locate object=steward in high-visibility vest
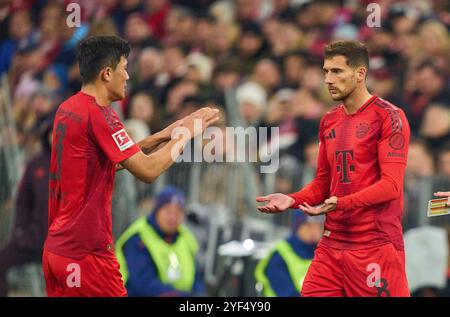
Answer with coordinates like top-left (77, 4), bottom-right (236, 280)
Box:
top-left (115, 186), bottom-right (204, 296)
top-left (255, 213), bottom-right (324, 297)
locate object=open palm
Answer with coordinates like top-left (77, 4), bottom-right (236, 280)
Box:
top-left (256, 193), bottom-right (295, 213)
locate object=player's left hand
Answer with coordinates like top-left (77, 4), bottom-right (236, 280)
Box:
top-left (299, 196), bottom-right (337, 216)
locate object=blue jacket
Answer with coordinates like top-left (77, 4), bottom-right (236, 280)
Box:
top-left (264, 234), bottom-right (316, 297)
top-left (0, 39), bottom-right (17, 75)
top-left (122, 215), bottom-right (205, 297)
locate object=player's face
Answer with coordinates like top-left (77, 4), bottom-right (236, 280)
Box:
top-left (156, 203), bottom-right (185, 235)
top-left (323, 55), bottom-right (358, 101)
top-left (106, 56), bottom-right (129, 101)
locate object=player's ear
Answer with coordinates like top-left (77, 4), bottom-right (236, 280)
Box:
top-left (355, 66), bottom-right (367, 83)
top-left (100, 67), bottom-right (113, 83)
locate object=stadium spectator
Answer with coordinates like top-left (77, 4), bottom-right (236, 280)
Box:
top-left (185, 52), bottom-right (214, 84)
top-left (115, 186), bottom-right (205, 296)
top-left (419, 103), bottom-right (450, 153)
top-left (0, 10), bottom-right (33, 75)
top-left (406, 139), bottom-right (435, 178)
top-left (235, 81), bottom-right (267, 127)
top-left (124, 12), bottom-right (155, 64)
top-left (437, 143), bottom-right (450, 178)
top-left (255, 213), bottom-right (324, 296)
top-left (211, 61), bottom-right (241, 92)
top-left (0, 118), bottom-right (52, 296)
top-left (165, 79), bottom-right (199, 118)
top-left (404, 139), bottom-right (435, 229)
top-left (144, 0), bottom-right (172, 40)
top-left (282, 51), bottom-right (307, 88)
top-left (111, 0), bottom-right (145, 36)
top-left (418, 20), bottom-right (450, 72)
top-left (403, 60), bottom-right (450, 133)
top-left (127, 92), bottom-right (162, 133)
top-left (252, 58), bottom-right (282, 94)
top-left (235, 22), bottom-right (268, 74)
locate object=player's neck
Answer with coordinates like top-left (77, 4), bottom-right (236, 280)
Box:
top-left (81, 83), bottom-right (111, 107)
top-left (342, 87), bottom-right (373, 115)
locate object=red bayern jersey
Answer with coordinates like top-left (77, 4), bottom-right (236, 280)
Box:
top-left (288, 96), bottom-right (410, 250)
top-left (46, 91), bottom-right (140, 259)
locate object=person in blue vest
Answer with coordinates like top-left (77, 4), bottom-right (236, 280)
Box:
top-left (115, 186), bottom-right (205, 296)
top-left (255, 212), bottom-right (324, 297)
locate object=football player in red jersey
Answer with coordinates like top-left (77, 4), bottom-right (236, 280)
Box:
top-left (42, 36), bottom-right (219, 297)
top-left (257, 40), bottom-right (410, 297)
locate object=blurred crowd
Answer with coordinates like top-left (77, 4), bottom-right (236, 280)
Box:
top-left (0, 0), bottom-right (449, 296)
top-left (1, 0), bottom-right (449, 167)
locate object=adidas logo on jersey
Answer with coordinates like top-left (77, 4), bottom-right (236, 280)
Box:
top-left (325, 129), bottom-right (336, 140)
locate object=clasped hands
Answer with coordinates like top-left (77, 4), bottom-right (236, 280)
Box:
top-left (256, 193), bottom-right (338, 216)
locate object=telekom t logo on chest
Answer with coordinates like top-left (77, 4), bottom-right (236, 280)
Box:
top-left (335, 150), bottom-right (354, 183)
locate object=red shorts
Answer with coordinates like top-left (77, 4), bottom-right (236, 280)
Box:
top-left (42, 248), bottom-right (127, 297)
top-left (301, 243), bottom-right (410, 297)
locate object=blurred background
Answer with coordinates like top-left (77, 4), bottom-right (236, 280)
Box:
top-left (0, 0), bottom-right (449, 297)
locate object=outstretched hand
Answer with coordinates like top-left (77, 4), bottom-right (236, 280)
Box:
top-left (256, 193), bottom-right (295, 213)
top-left (434, 191), bottom-right (450, 205)
top-left (185, 107), bottom-right (220, 136)
top-left (299, 196), bottom-right (337, 216)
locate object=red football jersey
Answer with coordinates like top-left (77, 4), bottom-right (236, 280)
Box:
top-left (46, 91), bottom-right (140, 259)
top-left (289, 96), bottom-right (410, 250)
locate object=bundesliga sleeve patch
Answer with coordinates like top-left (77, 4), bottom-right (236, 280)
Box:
top-left (112, 129), bottom-right (134, 151)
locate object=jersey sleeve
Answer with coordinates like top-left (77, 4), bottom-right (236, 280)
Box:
top-left (88, 105), bottom-right (140, 164)
top-left (377, 107), bottom-right (410, 165)
top-left (335, 161), bottom-right (406, 211)
top-left (287, 116), bottom-right (331, 208)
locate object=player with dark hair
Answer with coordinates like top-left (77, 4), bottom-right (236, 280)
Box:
top-left (257, 40), bottom-right (411, 297)
top-left (42, 36), bottom-right (219, 297)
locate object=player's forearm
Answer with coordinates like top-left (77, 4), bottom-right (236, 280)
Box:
top-left (288, 176), bottom-right (331, 208)
top-left (116, 136), bottom-right (168, 172)
top-left (142, 136), bottom-right (189, 182)
top-left (336, 163), bottom-right (405, 211)
top-left (137, 131), bottom-right (170, 155)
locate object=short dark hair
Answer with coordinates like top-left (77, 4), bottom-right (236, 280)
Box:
top-left (416, 59), bottom-right (445, 78)
top-left (77, 36), bottom-right (130, 84)
top-left (324, 40), bottom-right (369, 69)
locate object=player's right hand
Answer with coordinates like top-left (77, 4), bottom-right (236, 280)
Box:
top-left (256, 193), bottom-right (295, 213)
top-left (180, 107), bottom-right (220, 138)
top-left (434, 191), bottom-right (450, 205)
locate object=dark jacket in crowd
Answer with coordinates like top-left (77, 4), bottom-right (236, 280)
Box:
top-left (11, 148), bottom-right (50, 252)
